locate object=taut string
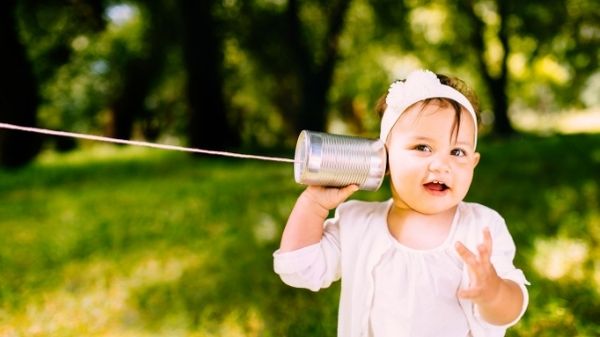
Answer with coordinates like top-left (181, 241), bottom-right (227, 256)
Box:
top-left (0, 122), bottom-right (296, 163)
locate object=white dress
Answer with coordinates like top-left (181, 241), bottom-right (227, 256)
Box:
top-left (369, 213), bottom-right (470, 337)
top-left (274, 200), bottom-right (529, 337)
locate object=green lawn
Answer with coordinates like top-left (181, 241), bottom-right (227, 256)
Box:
top-left (0, 134), bottom-right (599, 336)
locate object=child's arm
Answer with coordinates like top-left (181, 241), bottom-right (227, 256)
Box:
top-left (279, 185), bottom-right (358, 253)
top-left (455, 228), bottom-right (525, 325)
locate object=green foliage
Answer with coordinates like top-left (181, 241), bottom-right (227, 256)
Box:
top-left (16, 2), bottom-right (187, 140)
top-left (0, 134), bottom-right (599, 335)
top-left (11, 0), bottom-right (599, 152)
top-left (344, 0), bottom-right (599, 119)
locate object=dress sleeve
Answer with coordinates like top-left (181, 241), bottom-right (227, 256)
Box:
top-left (272, 204), bottom-right (345, 292)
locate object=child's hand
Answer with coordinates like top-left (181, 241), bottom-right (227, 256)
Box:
top-left (279, 185), bottom-right (359, 253)
top-left (302, 185), bottom-right (360, 212)
top-left (455, 228), bottom-right (502, 305)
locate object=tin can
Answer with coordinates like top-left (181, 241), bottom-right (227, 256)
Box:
top-left (294, 130), bottom-right (387, 191)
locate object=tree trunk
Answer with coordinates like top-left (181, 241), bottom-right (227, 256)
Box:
top-left (109, 68), bottom-right (139, 140)
top-left (462, 0), bottom-right (515, 136)
top-left (108, 2), bottom-right (171, 142)
top-left (109, 58), bottom-right (154, 140)
top-left (0, 0), bottom-right (42, 167)
top-left (288, 0), bottom-right (352, 133)
top-left (179, 0), bottom-right (239, 150)
top-left (491, 0), bottom-right (514, 135)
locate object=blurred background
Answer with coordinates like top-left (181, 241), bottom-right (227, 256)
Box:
top-left (0, 0), bottom-right (598, 336)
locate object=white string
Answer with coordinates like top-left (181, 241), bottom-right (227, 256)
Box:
top-left (0, 122), bottom-right (296, 164)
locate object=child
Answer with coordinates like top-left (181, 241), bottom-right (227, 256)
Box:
top-left (273, 69), bottom-right (529, 337)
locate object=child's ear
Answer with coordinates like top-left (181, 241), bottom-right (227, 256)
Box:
top-left (472, 152), bottom-right (481, 167)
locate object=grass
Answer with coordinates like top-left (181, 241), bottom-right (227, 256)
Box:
top-left (0, 133), bottom-right (599, 336)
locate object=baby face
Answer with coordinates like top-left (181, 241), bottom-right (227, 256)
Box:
top-left (386, 101), bottom-right (480, 214)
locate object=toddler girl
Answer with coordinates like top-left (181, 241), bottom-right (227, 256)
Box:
top-left (273, 69), bottom-right (529, 337)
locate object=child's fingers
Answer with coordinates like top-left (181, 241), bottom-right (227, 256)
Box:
top-left (455, 241), bottom-right (478, 266)
top-left (330, 185), bottom-right (359, 207)
top-left (482, 227), bottom-right (492, 246)
top-left (305, 184), bottom-right (358, 210)
top-left (477, 243), bottom-right (490, 264)
top-left (476, 228), bottom-right (493, 265)
top-left (481, 227), bottom-right (492, 253)
top-left (338, 184), bottom-right (359, 199)
top-left (455, 241), bottom-right (487, 281)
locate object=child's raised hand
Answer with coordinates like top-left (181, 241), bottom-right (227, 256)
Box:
top-left (455, 228), bottom-right (502, 305)
top-left (302, 185), bottom-right (360, 212)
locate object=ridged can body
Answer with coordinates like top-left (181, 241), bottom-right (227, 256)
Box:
top-left (294, 130), bottom-right (387, 191)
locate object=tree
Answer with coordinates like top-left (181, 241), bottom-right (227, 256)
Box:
top-left (0, 0), bottom-right (41, 167)
top-left (368, 0), bottom-right (599, 136)
top-left (17, 0), bottom-right (105, 151)
top-left (107, 2), bottom-right (171, 141)
top-left (288, 0), bottom-right (353, 133)
top-left (179, 0), bottom-right (239, 150)
top-left (231, 0), bottom-right (352, 136)
top-left (458, 0), bottom-right (514, 135)
top-left (505, 0), bottom-right (599, 109)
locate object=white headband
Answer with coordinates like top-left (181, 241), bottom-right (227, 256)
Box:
top-left (380, 69), bottom-right (478, 149)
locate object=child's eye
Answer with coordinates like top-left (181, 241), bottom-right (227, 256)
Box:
top-left (451, 148), bottom-right (466, 157)
top-left (414, 144), bottom-right (432, 152)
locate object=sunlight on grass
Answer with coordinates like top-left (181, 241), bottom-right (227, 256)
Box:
top-left (0, 249), bottom-right (200, 337)
top-left (0, 146), bottom-right (294, 337)
top-left (534, 181), bottom-right (599, 283)
top-left (0, 246), bottom-right (268, 337)
top-left (253, 214), bottom-right (279, 243)
top-left (532, 237), bottom-right (589, 280)
top-left (188, 309), bottom-right (265, 337)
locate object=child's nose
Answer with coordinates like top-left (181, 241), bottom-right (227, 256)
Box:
top-left (428, 154), bottom-right (451, 174)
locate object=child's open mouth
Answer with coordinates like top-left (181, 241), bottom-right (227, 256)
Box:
top-left (424, 180), bottom-right (449, 192)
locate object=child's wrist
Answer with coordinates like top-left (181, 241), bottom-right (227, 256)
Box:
top-left (475, 278), bottom-right (522, 325)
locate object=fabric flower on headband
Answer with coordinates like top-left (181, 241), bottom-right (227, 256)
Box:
top-left (379, 69), bottom-right (478, 149)
top-left (385, 70), bottom-right (441, 111)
